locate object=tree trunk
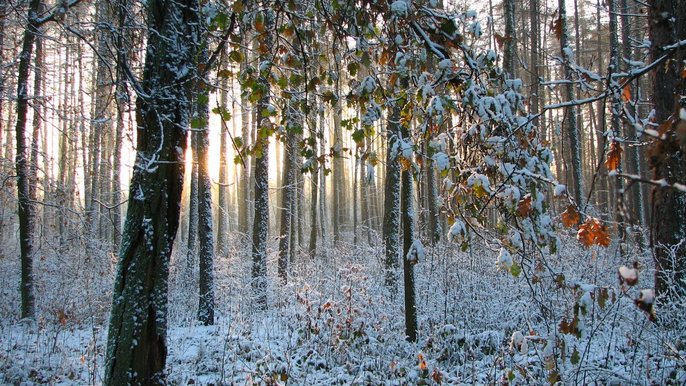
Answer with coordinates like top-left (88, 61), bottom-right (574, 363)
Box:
top-left (620, 0), bottom-right (646, 231)
top-left (608, 0), bottom-right (627, 248)
top-left (332, 75), bottom-right (344, 245)
top-left (186, 132), bottom-right (199, 270)
top-left (648, 0), bottom-right (686, 298)
top-left (251, 7), bottom-right (273, 308)
top-left (216, 53), bottom-right (229, 257)
top-left (196, 57), bottom-right (215, 325)
top-left (238, 43), bottom-right (251, 236)
top-left (14, 0), bottom-right (42, 320)
top-left (103, 0), bottom-right (200, 383)
top-left (559, 0), bottom-right (584, 210)
top-left (503, 0), bottom-right (516, 78)
top-left (111, 0), bottom-right (128, 249)
top-left (383, 105), bottom-right (401, 289)
top-left (278, 104), bottom-right (297, 284)
top-left (400, 125), bottom-right (418, 342)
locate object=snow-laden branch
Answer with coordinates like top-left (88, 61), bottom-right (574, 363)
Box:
top-left (35, 0), bottom-right (86, 26)
top-left (542, 38), bottom-right (686, 111)
top-left (410, 21), bottom-right (447, 60)
top-left (611, 171), bottom-right (686, 193)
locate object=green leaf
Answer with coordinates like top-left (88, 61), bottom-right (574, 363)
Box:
top-left (347, 62), bottom-right (358, 77)
top-left (229, 50), bottom-right (244, 63)
top-left (197, 93), bottom-right (209, 106)
top-left (352, 129), bottom-right (365, 144)
top-left (191, 117), bottom-right (206, 129)
top-left (234, 136), bottom-right (243, 149)
top-left (510, 262), bottom-right (521, 277)
top-left (440, 20), bottom-right (457, 36)
top-left (570, 347), bottom-right (580, 365)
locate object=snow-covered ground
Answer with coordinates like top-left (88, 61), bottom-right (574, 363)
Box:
top-left (1, 232), bottom-right (685, 385)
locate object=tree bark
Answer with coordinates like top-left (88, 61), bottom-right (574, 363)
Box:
top-left (400, 124), bottom-right (418, 342)
top-left (559, 0), bottom-right (584, 210)
top-left (14, 0), bottom-right (42, 319)
top-left (104, 0), bottom-right (200, 383)
top-left (648, 0), bottom-right (686, 298)
top-left (383, 105), bottom-right (401, 289)
top-left (251, 6), bottom-right (273, 308)
top-left (196, 62), bottom-right (215, 326)
top-left (278, 104), bottom-right (297, 284)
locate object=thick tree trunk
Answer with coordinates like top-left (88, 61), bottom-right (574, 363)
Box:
top-left (648, 0), bottom-right (686, 298)
top-left (103, 0), bottom-right (200, 383)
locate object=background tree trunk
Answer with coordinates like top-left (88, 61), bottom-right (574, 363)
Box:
top-left (559, 0), bottom-right (584, 210)
top-left (251, 6), bottom-right (273, 308)
top-left (196, 61), bottom-right (215, 326)
top-left (383, 105), bottom-right (401, 289)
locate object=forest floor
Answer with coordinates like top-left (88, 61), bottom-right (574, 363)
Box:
top-left (1, 231), bottom-right (685, 385)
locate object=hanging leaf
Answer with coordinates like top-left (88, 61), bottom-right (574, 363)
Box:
top-left (379, 49), bottom-right (392, 65)
top-left (550, 14), bottom-right (562, 41)
top-left (400, 156), bottom-right (412, 171)
top-left (254, 14), bottom-right (266, 33)
top-left (576, 217), bottom-right (611, 248)
top-left (621, 84), bottom-right (632, 102)
top-left (494, 33), bottom-right (510, 49)
top-left (517, 195), bottom-right (532, 218)
top-left (605, 141), bottom-right (623, 171)
top-left (560, 205), bottom-right (580, 227)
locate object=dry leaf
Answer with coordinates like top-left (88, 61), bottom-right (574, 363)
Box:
top-left (550, 14), bottom-right (562, 41)
top-left (576, 217), bottom-right (611, 248)
top-left (517, 195), bottom-right (532, 218)
top-left (399, 156), bottom-right (412, 172)
top-left (432, 368), bottom-right (443, 384)
top-left (621, 84), bottom-right (632, 102)
top-left (561, 205), bottom-right (580, 227)
top-left (605, 141), bottom-right (623, 171)
top-left (418, 353), bottom-right (428, 370)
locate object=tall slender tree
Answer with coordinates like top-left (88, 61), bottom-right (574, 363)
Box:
top-left (14, 0), bottom-right (44, 319)
top-left (558, 0), bottom-right (584, 210)
top-left (251, 5), bottom-right (274, 308)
